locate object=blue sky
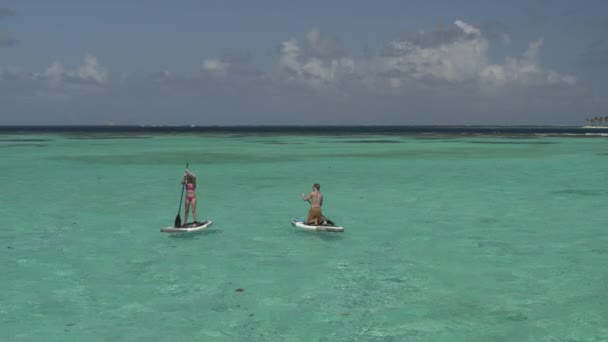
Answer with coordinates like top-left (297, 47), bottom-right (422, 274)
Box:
top-left (1, 0), bottom-right (607, 125)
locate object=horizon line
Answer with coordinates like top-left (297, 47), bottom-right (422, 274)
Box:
top-left (0, 124), bottom-right (594, 128)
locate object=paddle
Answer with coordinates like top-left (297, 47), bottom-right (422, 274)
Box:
top-left (174, 163), bottom-right (189, 227)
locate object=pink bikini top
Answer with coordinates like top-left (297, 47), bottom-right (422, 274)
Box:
top-left (186, 183), bottom-right (195, 191)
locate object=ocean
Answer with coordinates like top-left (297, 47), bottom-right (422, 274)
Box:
top-left (1, 127), bottom-right (607, 341)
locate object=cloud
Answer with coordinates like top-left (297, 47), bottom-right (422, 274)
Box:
top-left (0, 8), bottom-right (15, 19)
top-left (275, 27), bottom-right (348, 88)
top-left (278, 39), bottom-right (300, 76)
top-left (270, 21), bottom-right (575, 94)
top-left (376, 21), bottom-right (488, 84)
top-left (3, 22), bottom-right (575, 97)
top-left (33, 54), bottom-right (107, 86)
top-left (395, 22), bottom-right (472, 49)
top-left (202, 58), bottom-right (227, 74)
top-left (480, 39), bottom-right (576, 88)
top-left (375, 21), bottom-right (575, 90)
top-left (0, 54), bottom-right (110, 103)
top-left (202, 52), bottom-right (264, 81)
top-left (0, 20), bottom-right (584, 125)
top-left (278, 35), bottom-right (356, 90)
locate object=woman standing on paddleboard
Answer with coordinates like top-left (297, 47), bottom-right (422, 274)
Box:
top-left (181, 169), bottom-right (198, 226)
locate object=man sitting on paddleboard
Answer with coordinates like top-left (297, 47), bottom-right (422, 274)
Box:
top-left (301, 183), bottom-right (327, 225)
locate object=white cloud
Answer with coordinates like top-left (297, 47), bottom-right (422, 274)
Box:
top-left (481, 39), bottom-right (576, 87)
top-left (202, 58), bottom-right (227, 75)
top-left (371, 21), bottom-right (574, 90)
top-left (2, 20), bottom-right (576, 113)
top-left (34, 53), bottom-right (107, 86)
top-left (376, 31), bottom-right (488, 83)
top-left (35, 61), bottom-right (64, 84)
top-left (454, 20), bottom-right (481, 36)
top-left (200, 21), bottom-right (575, 94)
top-left (201, 54), bottom-right (264, 81)
top-left (279, 38), bottom-right (302, 76)
top-left (278, 35), bottom-right (355, 89)
top-left (78, 54), bottom-right (107, 83)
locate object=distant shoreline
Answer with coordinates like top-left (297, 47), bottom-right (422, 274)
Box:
top-left (1, 125), bottom-right (608, 136)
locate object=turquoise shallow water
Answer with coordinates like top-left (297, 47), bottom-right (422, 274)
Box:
top-left (1, 133), bottom-right (608, 341)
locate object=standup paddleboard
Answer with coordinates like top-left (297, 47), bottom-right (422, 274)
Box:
top-left (161, 220), bottom-right (213, 233)
top-left (290, 218), bottom-right (344, 232)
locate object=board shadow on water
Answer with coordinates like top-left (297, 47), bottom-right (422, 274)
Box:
top-left (290, 229), bottom-right (346, 241)
top-left (164, 229), bottom-right (223, 239)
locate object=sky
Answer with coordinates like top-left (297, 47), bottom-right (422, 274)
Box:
top-left (1, 0), bottom-right (607, 125)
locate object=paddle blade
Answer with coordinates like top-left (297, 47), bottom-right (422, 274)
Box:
top-left (174, 214), bottom-right (182, 228)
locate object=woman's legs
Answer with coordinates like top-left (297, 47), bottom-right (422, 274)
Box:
top-left (184, 200), bottom-right (190, 226)
top-left (191, 198), bottom-right (197, 223)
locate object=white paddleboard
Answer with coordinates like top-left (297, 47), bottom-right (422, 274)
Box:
top-left (161, 220), bottom-right (213, 233)
top-left (291, 218), bottom-right (344, 232)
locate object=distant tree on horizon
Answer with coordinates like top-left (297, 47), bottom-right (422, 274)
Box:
top-left (583, 116), bottom-right (608, 126)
